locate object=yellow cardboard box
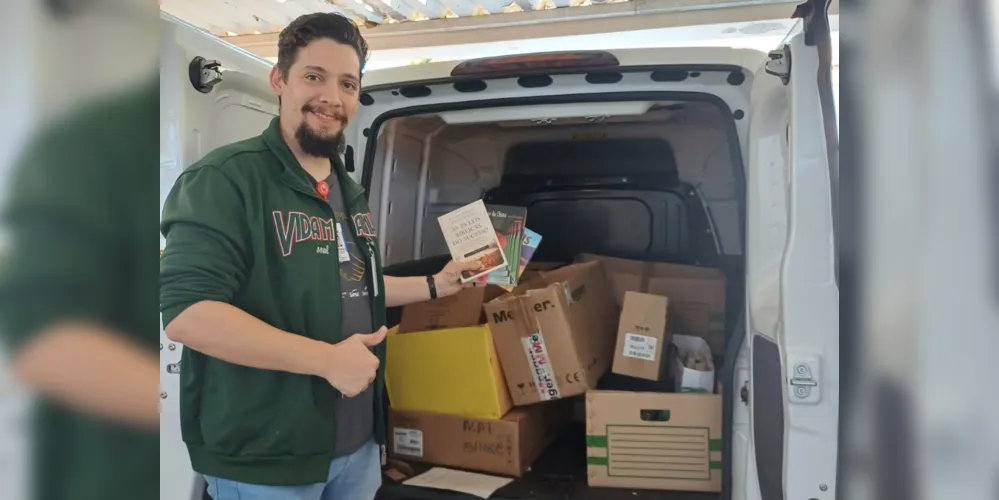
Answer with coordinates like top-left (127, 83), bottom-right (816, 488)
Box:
top-left (386, 324), bottom-right (513, 420)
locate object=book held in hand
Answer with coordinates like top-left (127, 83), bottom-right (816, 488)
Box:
top-left (477, 204), bottom-right (527, 286)
top-left (499, 228), bottom-right (542, 291)
top-left (437, 200), bottom-right (508, 283)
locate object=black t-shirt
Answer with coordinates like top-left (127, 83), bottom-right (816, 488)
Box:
top-left (324, 173), bottom-right (375, 457)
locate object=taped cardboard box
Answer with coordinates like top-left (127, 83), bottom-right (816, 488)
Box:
top-left (612, 292), bottom-right (675, 382)
top-left (386, 285), bottom-right (513, 419)
top-left (484, 261), bottom-right (619, 406)
top-left (586, 390), bottom-right (722, 492)
top-left (398, 285), bottom-right (507, 333)
top-left (388, 400), bottom-right (572, 477)
top-left (576, 254), bottom-right (726, 356)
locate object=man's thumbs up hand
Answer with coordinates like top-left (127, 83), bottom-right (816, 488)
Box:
top-left (323, 326), bottom-right (387, 397)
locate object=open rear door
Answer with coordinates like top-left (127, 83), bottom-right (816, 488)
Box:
top-left (159, 12), bottom-right (276, 500)
top-left (741, 1), bottom-right (839, 499)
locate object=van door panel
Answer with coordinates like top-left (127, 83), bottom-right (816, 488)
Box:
top-left (742, 2), bottom-right (839, 499)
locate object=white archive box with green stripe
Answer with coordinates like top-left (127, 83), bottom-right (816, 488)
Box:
top-left (585, 389), bottom-right (723, 492)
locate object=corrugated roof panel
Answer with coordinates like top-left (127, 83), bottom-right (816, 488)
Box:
top-left (161, 0), bottom-right (628, 35)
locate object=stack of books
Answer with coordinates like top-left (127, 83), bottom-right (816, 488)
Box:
top-left (437, 200), bottom-right (542, 289)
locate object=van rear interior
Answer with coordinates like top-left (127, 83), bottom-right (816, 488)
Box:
top-left (371, 98), bottom-right (745, 499)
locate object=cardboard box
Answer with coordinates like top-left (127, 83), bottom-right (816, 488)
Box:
top-left (386, 325), bottom-right (512, 419)
top-left (612, 292), bottom-right (673, 381)
top-left (398, 285), bottom-right (506, 333)
top-left (671, 334), bottom-right (716, 393)
top-left (586, 391), bottom-right (722, 492)
top-left (388, 285), bottom-right (514, 419)
top-left (388, 401), bottom-right (572, 477)
top-left (576, 254), bottom-right (727, 356)
top-left (484, 261), bottom-right (619, 406)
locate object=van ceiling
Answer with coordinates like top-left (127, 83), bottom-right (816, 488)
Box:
top-left (388, 100), bottom-right (725, 137)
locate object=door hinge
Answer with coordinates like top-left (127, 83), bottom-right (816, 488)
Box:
top-left (765, 45), bottom-right (792, 85)
top-left (189, 56), bottom-right (223, 94)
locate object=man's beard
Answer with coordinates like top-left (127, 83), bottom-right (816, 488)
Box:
top-left (295, 105), bottom-right (347, 158)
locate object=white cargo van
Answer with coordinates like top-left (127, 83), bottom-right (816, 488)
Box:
top-left (159, 0), bottom-right (839, 498)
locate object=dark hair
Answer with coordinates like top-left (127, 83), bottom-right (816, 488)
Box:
top-left (276, 13), bottom-right (369, 78)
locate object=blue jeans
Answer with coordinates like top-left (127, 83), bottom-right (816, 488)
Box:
top-left (205, 439), bottom-right (382, 500)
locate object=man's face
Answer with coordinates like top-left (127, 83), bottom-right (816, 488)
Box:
top-left (270, 38), bottom-right (361, 158)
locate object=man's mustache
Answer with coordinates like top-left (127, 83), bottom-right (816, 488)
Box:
top-left (302, 104), bottom-right (347, 123)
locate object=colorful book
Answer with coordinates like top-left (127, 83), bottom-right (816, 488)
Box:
top-left (500, 228), bottom-right (542, 291)
top-left (476, 204), bottom-right (527, 286)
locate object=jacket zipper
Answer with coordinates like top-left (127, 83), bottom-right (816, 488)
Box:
top-left (345, 198), bottom-right (388, 456)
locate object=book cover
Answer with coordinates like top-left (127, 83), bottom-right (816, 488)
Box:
top-left (481, 204), bottom-right (527, 285)
top-left (499, 228), bottom-right (542, 291)
top-left (516, 228), bottom-right (542, 278)
top-left (437, 200), bottom-right (508, 283)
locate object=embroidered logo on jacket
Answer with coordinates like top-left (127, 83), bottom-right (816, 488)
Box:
top-left (352, 212), bottom-right (377, 238)
top-left (272, 211), bottom-right (336, 257)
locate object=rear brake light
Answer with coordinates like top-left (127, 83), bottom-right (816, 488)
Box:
top-left (450, 51), bottom-right (620, 77)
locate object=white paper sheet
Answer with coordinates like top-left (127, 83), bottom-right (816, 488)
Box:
top-left (403, 467), bottom-right (513, 499)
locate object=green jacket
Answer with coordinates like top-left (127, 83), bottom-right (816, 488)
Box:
top-left (160, 117), bottom-right (388, 485)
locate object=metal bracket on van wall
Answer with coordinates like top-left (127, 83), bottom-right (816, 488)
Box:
top-left (765, 45), bottom-right (792, 85)
top-left (189, 56), bottom-right (223, 94)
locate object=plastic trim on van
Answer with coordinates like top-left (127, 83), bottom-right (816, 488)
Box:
top-left (361, 64), bottom-right (750, 94)
top-left (720, 311), bottom-right (747, 500)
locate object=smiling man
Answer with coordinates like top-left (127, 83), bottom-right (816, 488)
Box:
top-left (159, 13), bottom-right (478, 500)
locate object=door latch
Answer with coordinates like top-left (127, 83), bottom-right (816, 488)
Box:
top-left (787, 357), bottom-right (820, 404)
top-left (765, 45), bottom-right (792, 85)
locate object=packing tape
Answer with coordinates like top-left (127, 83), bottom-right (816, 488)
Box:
top-left (640, 261), bottom-right (654, 294)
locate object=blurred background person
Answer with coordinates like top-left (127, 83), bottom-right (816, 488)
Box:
top-left (0, 1), bottom-right (160, 500)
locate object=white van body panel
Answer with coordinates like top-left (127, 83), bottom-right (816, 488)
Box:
top-left (159, 13), bottom-right (277, 500)
top-left (742, 22), bottom-right (839, 500)
top-left (361, 47), bottom-right (768, 87)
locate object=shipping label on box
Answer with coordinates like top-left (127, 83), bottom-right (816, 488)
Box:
top-left (388, 402), bottom-right (571, 477)
top-left (612, 292), bottom-right (671, 381)
top-left (576, 254), bottom-right (727, 356)
top-left (484, 261), bottom-right (619, 406)
top-left (586, 391), bottom-right (722, 492)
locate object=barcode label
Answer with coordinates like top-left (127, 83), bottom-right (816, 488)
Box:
top-left (622, 333), bottom-right (658, 361)
top-left (393, 428), bottom-right (423, 457)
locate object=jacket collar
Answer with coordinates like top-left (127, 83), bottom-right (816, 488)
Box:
top-left (261, 116), bottom-right (365, 205)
